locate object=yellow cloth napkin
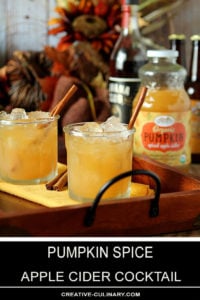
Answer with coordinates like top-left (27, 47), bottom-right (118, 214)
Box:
top-left (0, 163), bottom-right (154, 208)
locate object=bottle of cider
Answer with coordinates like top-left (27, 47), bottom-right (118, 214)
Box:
top-left (108, 0), bottom-right (147, 123)
top-left (185, 35), bottom-right (200, 163)
top-left (133, 50), bottom-right (191, 169)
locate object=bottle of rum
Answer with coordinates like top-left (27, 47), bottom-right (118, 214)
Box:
top-left (108, 0), bottom-right (147, 123)
top-left (185, 35), bottom-right (200, 163)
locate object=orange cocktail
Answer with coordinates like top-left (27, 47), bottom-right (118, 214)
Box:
top-left (0, 109), bottom-right (59, 184)
top-left (64, 117), bottom-right (134, 202)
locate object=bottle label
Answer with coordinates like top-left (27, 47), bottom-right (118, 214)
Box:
top-left (191, 99), bottom-right (200, 154)
top-left (108, 77), bottom-right (140, 123)
top-left (134, 111), bottom-right (191, 166)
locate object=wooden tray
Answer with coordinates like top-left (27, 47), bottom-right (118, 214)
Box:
top-left (0, 155), bottom-right (200, 237)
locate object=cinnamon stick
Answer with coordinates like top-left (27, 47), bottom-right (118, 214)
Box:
top-left (52, 171), bottom-right (68, 191)
top-left (45, 169), bottom-right (67, 190)
top-left (128, 86), bottom-right (148, 129)
top-left (50, 84), bottom-right (78, 116)
top-left (37, 84), bottom-right (78, 130)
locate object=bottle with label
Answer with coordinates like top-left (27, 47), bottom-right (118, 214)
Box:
top-left (133, 50), bottom-right (191, 168)
top-left (108, 0), bottom-right (147, 123)
top-left (185, 35), bottom-right (200, 163)
top-left (168, 34), bottom-right (187, 70)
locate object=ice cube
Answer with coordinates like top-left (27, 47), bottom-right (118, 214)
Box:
top-left (28, 111), bottom-right (51, 120)
top-left (81, 122), bottom-right (103, 133)
top-left (0, 111), bottom-right (8, 120)
top-left (10, 108), bottom-right (28, 120)
top-left (101, 116), bottom-right (126, 132)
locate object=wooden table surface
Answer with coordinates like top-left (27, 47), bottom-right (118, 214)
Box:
top-left (189, 164), bottom-right (200, 178)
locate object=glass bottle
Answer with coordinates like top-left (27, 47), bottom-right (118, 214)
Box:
top-left (185, 35), bottom-right (200, 163)
top-left (133, 50), bottom-right (191, 169)
top-left (168, 34), bottom-right (187, 70)
top-left (108, 0), bottom-right (147, 123)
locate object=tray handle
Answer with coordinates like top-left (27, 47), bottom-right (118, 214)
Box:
top-left (84, 169), bottom-right (161, 227)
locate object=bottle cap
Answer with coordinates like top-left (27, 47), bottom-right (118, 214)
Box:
top-left (168, 34), bottom-right (186, 40)
top-left (191, 35), bottom-right (200, 41)
top-left (125, 0), bottom-right (139, 4)
top-left (147, 50), bottom-right (179, 58)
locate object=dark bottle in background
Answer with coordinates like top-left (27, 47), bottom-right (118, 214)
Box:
top-left (108, 0), bottom-right (147, 123)
top-left (185, 34), bottom-right (200, 163)
top-left (169, 34), bottom-right (187, 70)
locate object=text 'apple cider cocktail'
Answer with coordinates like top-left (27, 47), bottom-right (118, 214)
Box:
top-left (0, 108), bottom-right (59, 184)
top-left (64, 117), bottom-right (135, 202)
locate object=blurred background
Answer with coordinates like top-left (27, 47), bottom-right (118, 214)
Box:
top-left (0, 0), bottom-right (198, 114)
top-left (0, 0), bottom-right (197, 68)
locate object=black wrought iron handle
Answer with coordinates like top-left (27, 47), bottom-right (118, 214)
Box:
top-left (84, 169), bottom-right (161, 227)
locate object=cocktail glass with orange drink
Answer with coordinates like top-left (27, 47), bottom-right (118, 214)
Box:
top-left (0, 109), bottom-right (59, 184)
top-left (64, 117), bottom-right (135, 202)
